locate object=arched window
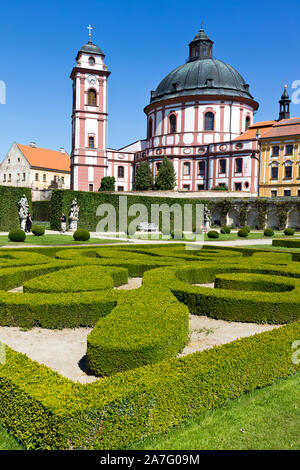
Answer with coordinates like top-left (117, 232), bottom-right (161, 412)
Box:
top-left (204, 112), bottom-right (214, 131)
top-left (148, 118), bottom-right (153, 139)
top-left (245, 116), bottom-right (251, 130)
top-left (88, 89), bottom-right (96, 106)
top-left (169, 114), bottom-right (177, 134)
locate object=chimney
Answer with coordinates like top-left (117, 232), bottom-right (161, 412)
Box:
top-left (29, 141), bottom-right (37, 148)
top-left (59, 147), bottom-right (65, 154)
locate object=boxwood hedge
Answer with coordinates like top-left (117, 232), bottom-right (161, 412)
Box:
top-left (0, 244), bottom-right (300, 449)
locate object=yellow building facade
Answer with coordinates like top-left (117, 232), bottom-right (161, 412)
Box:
top-left (259, 118), bottom-right (300, 197)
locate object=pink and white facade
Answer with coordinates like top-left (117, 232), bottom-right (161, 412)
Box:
top-left (71, 28), bottom-right (260, 193)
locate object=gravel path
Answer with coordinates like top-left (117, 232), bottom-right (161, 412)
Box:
top-left (0, 278), bottom-right (281, 382)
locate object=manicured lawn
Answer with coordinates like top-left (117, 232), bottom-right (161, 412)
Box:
top-left (0, 425), bottom-right (23, 450)
top-left (128, 372), bottom-right (300, 450)
top-left (0, 235), bottom-right (122, 246)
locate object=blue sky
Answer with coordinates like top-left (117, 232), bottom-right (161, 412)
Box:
top-left (0, 0), bottom-right (300, 160)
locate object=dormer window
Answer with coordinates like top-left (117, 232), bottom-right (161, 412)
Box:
top-left (89, 56), bottom-right (95, 66)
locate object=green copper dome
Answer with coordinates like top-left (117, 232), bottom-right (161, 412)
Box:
top-left (150, 28), bottom-right (254, 104)
top-left (79, 40), bottom-right (104, 57)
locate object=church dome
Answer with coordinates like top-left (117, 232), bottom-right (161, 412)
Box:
top-left (79, 40), bottom-right (104, 57)
top-left (150, 28), bottom-right (254, 104)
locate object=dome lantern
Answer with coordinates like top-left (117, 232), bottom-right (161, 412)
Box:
top-left (188, 25), bottom-right (213, 61)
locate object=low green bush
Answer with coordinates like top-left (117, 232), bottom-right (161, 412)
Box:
top-left (1, 244), bottom-right (300, 450)
top-left (8, 229), bottom-right (26, 242)
top-left (273, 239), bottom-right (300, 248)
top-left (73, 229), bottom-right (90, 241)
top-left (31, 225), bottom-right (45, 236)
top-left (220, 226), bottom-right (231, 234)
top-left (264, 228), bottom-right (274, 237)
top-left (238, 228), bottom-right (249, 237)
top-left (0, 321), bottom-right (299, 449)
top-left (207, 230), bottom-right (219, 239)
top-left (284, 228), bottom-right (295, 236)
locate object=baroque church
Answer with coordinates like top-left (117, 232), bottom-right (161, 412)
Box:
top-left (70, 26), bottom-right (290, 193)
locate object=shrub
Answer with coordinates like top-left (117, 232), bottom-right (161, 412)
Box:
top-left (154, 156), bottom-right (176, 190)
top-left (244, 225), bottom-right (251, 233)
top-left (135, 161), bottom-right (153, 190)
top-left (220, 226), bottom-right (231, 234)
top-left (8, 229), bottom-right (26, 242)
top-left (99, 176), bottom-right (115, 192)
top-left (237, 228), bottom-right (249, 237)
top-left (284, 228), bottom-right (295, 236)
top-left (264, 228), bottom-right (274, 237)
top-left (207, 230), bottom-right (220, 239)
top-left (31, 225), bottom-right (45, 236)
top-left (73, 229), bottom-right (90, 241)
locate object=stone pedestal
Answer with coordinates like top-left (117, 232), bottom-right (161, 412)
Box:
top-left (69, 218), bottom-right (78, 232)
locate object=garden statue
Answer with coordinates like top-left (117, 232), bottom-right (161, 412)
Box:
top-left (203, 205), bottom-right (210, 232)
top-left (18, 194), bottom-right (29, 231)
top-left (69, 198), bottom-right (80, 231)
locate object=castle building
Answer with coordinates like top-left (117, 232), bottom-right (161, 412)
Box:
top-left (0, 142), bottom-right (70, 190)
top-left (259, 88), bottom-right (300, 197)
top-left (70, 27), bottom-right (263, 193)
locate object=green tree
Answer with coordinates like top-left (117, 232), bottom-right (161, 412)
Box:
top-left (135, 161), bottom-right (153, 190)
top-left (99, 176), bottom-right (115, 192)
top-left (155, 156), bottom-right (176, 190)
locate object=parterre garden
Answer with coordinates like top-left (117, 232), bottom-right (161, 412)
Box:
top-left (0, 242), bottom-right (300, 449)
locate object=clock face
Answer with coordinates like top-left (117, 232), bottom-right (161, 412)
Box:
top-left (87, 75), bottom-right (97, 85)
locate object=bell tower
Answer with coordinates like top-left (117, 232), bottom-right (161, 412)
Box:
top-left (70, 26), bottom-right (110, 191)
top-left (278, 85), bottom-right (291, 121)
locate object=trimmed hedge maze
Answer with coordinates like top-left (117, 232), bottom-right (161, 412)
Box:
top-left (0, 244), bottom-right (300, 449)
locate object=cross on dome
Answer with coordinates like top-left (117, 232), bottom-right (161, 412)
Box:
top-left (87, 24), bottom-right (93, 41)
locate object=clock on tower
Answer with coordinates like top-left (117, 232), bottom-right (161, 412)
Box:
top-left (70, 26), bottom-right (110, 192)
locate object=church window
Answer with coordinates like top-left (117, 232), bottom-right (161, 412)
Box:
top-left (219, 159), bottom-right (226, 174)
top-left (235, 182), bottom-right (242, 191)
top-left (89, 184), bottom-right (94, 192)
top-left (198, 161), bottom-right (205, 176)
top-left (35, 173), bottom-right (39, 181)
top-left (272, 146), bottom-right (280, 157)
top-left (3, 174), bottom-right (6, 182)
top-left (8, 174), bottom-right (11, 182)
top-left (245, 116), bottom-right (251, 130)
top-left (286, 145), bottom-right (293, 156)
top-left (22, 173), bottom-right (26, 181)
top-left (183, 162), bottom-right (190, 176)
top-left (169, 114), bottom-right (177, 134)
top-left (284, 189), bottom-right (291, 196)
top-left (118, 166), bottom-right (124, 178)
top-left (43, 174), bottom-right (47, 182)
top-left (148, 118), bottom-right (153, 139)
top-left (235, 158), bottom-right (243, 173)
top-left (88, 89), bottom-right (97, 106)
top-left (88, 136), bottom-right (95, 148)
top-left (89, 57), bottom-right (95, 66)
top-left (204, 112), bottom-right (214, 131)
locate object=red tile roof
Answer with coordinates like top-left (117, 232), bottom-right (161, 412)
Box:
top-left (261, 118), bottom-right (300, 139)
top-left (17, 144), bottom-right (70, 172)
top-left (234, 121), bottom-right (276, 141)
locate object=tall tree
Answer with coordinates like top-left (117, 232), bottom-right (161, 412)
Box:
top-left (135, 161), bottom-right (153, 190)
top-left (155, 156), bottom-right (176, 190)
